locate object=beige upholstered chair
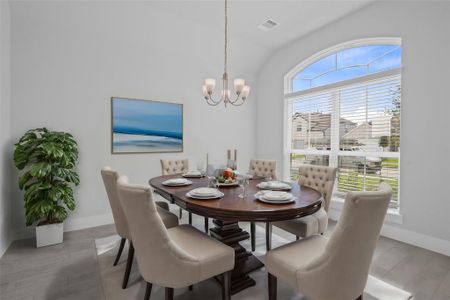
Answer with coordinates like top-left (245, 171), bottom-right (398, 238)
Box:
top-left (159, 159), bottom-right (210, 232)
top-left (248, 159), bottom-right (277, 180)
top-left (160, 159), bottom-right (189, 175)
top-left (101, 167), bottom-right (178, 289)
top-left (266, 183), bottom-right (392, 300)
top-left (116, 176), bottom-right (234, 300)
top-left (267, 165), bottom-right (337, 250)
top-left (247, 159), bottom-right (278, 252)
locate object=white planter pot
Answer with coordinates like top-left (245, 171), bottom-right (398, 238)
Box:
top-left (36, 223), bottom-right (64, 247)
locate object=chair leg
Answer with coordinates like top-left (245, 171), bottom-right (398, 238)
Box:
top-left (204, 217), bottom-right (209, 233)
top-left (296, 235), bottom-right (299, 241)
top-left (222, 271), bottom-right (231, 300)
top-left (113, 237), bottom-right (126, 266)
top-left (179, 208), bottom-right (182, 219)
top-left (188, 285), bottom-right (193, 291)
top-left (122, 241), bottom-right (134, 289)
top-left (250, 222), bottom-right (256, 251)
top-left (268, 273), bottom-right (277, 300)
top-left (266, 222), bottom-right (272, 251)
top-left (356, 295), bottom-right (363, 300)
top-left (165, 287), bottom-right (174, 300)
top-left (189, 212), bottom-right (192, 225)
top-left (144, 282), bottom-right (152, 300)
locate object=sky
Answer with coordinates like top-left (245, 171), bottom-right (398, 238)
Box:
top-left (293, 45), bottom-right (402, 92)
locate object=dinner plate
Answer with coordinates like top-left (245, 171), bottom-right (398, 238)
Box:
top-left (263, 191), bottom-right (292, 201)
top-left (257, 181), bottom-right (291, 190)
top-left (217, 181), bottom-right (239, 187)
top-left (162, 179), bottom-right (192, 186)
top-left (182, 173), bottom-right (204, 178)
top-left (254, 191), bottom-right (296, 204)
top-left (190, 187), bottom-right (219, 197)
top-left (186, 191), bottom-right (224, 200)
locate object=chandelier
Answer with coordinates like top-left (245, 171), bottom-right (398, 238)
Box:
top-left (202, 0), bottom-right (250, 107)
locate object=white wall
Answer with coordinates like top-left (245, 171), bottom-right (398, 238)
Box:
top-left (10, 1), bottom-right (268, 238)
top-left (0, 0), bottom-right (12, 256)
top-left (0, 1), bottom-right (12, 257)
top-left (257, 2), bottom-right (450, 252)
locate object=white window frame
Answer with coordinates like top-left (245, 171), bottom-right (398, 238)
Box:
top-left (283, 38), bottom-right (402, 221)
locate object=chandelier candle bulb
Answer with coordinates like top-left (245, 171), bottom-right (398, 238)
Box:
top-left (205, 78), bottom-right (216, 92)
top-left (202, 85), bottom-right (208, 97)
top-left (234, 78), bottom-right (245, 93)
top-left (241, 85), bottom-right (250, 98)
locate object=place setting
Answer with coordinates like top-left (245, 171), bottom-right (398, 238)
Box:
top-left (254, 190), bottom-right (296, 204)
top-left (256, 180), bottom-right (292, 191)
top-left (186, 187), bottom-right (224, 200)
top-left (162, 178), bottom-right (193, 187)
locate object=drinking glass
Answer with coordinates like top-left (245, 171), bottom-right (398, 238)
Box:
top-left (196, 161), bottom-right (205, 176)
top-left (207, 176), bottom-right (218, 189)
top-left (238, 176), bottom-right (249, 199)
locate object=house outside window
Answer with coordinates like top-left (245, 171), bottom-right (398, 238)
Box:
top-left (284, 38), bottom-right (402, 210)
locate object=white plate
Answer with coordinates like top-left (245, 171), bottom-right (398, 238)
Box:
top-left (182, 173), bottom-right (204, 178)
top-left (190, 187), bottom-right (219, 197)
top-left (263, 191), bottom-right (292, 201)
top-left (257, 181), bottom-right (291, 190)
top-left (162, 179), bottom-right (192, 186)
top-left (186, 191), bottom-right (224, 200)
top-left (217, 181), bottom-right (239, 187)
top-left (254, 191), bottom-right (296, 204)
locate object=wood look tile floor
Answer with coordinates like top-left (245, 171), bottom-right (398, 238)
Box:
top-left (1, 206), bottom-right (450, 300)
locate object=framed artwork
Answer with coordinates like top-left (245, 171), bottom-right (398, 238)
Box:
top-left (111, 97), bottom-right (183, 154)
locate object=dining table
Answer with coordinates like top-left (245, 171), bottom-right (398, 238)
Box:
top-left (149, 174), bottom-right (323, 295)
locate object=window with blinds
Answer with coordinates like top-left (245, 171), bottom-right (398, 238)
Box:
top-left (285, 42), bottom-right (401, 210)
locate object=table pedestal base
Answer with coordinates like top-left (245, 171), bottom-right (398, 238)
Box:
top-left (209, 220), bottom-right (264, 294)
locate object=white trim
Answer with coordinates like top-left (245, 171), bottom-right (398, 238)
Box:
top-left (284, 37), bottom-right (402, 93)
top-left (12, 213), bottom-right (114, 241)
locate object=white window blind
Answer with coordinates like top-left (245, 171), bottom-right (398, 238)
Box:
top-left (288, 74), bottom-right (401, 209)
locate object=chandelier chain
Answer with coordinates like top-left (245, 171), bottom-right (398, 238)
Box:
top-left (224, 0), bottom-right (228, 73)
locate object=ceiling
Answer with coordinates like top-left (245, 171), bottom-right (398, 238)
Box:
top-left (149, 0), bottom-right (374, 51)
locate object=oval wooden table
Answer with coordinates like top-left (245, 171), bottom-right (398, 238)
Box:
top-left (149, 174), bottom-right (322, 295)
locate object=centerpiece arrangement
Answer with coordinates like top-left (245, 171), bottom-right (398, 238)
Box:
top-left (216, 167), bottom-right (238, 186)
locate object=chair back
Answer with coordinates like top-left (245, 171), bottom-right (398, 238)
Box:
top-left (248, 159), bottom-right (277, 180)
top-left (116, 176), bottom-right (198, 287)
top-left (299, 183), bottom-right (392, 300)
top-left (298, 165), bottom-right (337, 212)
top-left (101, 167), bottom-right (129, 239)
top-left (160, 159), bottom-right (189, 175)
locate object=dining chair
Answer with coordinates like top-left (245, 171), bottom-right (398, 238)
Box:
top-left (116, 176), bottom-right (235, 300)
top-left (247, 159), bottom-right (278, 252)
top-left (160, 159), bottom-right (210, 233)
top-left (266, 183), bottom-right (392, 300)
top-left (267, 165), bottom-right (337, 250)
top-left (101, 167), bottom-right (179, 289)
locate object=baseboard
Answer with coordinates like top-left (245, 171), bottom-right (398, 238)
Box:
top-left (63, 212), bottom-right (114, 232)
top-left (12, 212), bottom-right (114, 241)
top-left (329, 207), bottom-right (450, 257)
top-left (0, 235), bottom-right (12, 258)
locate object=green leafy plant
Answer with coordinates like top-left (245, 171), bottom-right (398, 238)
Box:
top-left (13, 128), bottom-right (80, 226)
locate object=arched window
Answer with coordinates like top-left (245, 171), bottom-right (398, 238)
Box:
top-left (284, 38), bottom-right (402, 210)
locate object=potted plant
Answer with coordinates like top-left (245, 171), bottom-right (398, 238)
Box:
top-left (13, 128), bottom-right (80, 247)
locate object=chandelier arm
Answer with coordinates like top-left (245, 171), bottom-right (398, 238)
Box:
top-left (205, 95), bottom-right (223, 106)
top-left (228, 98), bottom-right (246, 106)
top-left (228, 94), bottom-right (244, 105)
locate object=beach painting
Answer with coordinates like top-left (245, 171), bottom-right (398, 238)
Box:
top-left (111, 97), bottom-right (183, 153)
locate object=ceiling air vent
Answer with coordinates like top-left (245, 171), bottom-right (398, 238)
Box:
top-left (258, 19), bottom-right (278, 32)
